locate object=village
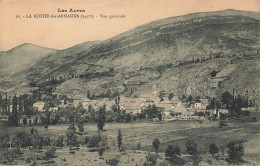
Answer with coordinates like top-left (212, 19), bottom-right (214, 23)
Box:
top-left (0, 82), bottom-right (257, 128)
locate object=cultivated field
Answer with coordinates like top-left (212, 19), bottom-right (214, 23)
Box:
top-left (0, 115), bottom-right (260, 165)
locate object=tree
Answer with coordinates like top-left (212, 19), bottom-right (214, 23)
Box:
top-left (97, 105), bottom-right (106, 131)
top-left (98, 147), bottom-right (105, 159)
top-left (152, 138), bottom-right (160, 155)
top-left (43, 147), bottom-right (56, 162)
top-left (0, 134), bottom-right (10, 150)
top-left (158, 113), bottom-right (162, 121)
top-left (207, 98), bottom-right (221, 110)
top-left (55, 136), bottom-right (64, 148)
top-left (146, 104), bottom-right (158, 119)
top-left (13, 131), bottom-right (31, 149)
top-left (31, 132), bottom-right (43, 152)
top-left (78, 123), bottom-right (84, 133)
top-left (211, 70), bottom-right (217, 77)
top-left (209, 143), bottom-right (219, 157)
top-left (87, 134), bottom-right (102, 148)
top-left (137, 143), bottom-right (141, 150)
top-left (0, 95), bottom-right (2, 115)
top-left (168, 93), bottom-right (174, 100)
top-left (221, 91), bottom-right (233, 109)
top-left (11, 95), bottom-right (18, 126)
top-left (87, 90), bottom-right (90, 99)
top-left (124, 113), bottom-right (132, 122)
top-left (18, 95), bottom-right (23, 118)
top-left (117, 129), bottom-right (122, 152)
top-left (185, 139), bottom-right (198, 155)
top-left (111, 104), bottom-right (118, 112)
top-left (165, 145), bottom-right (181, 161)
top-left (43, 136), bottom-right (51, 148)
top-left (192, 152), bottom-right (202, 166)
top-left (88, 105), bottom-right (96, 122)
top-left (144, 152), bottom-right (157, 166)
top-left (188, 95), bottom-right (193, 102)
top-left (227, 142), bottom-right (244, 164)
top-left (68, 135), bottom-right (79, 150)
top-left (66, 123), bottom-right (76, 139)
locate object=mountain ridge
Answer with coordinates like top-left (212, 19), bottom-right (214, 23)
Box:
top-left (0, 10), bottom-right (260, 103)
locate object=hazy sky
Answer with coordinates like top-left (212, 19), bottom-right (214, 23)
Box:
top-left (0, 0), bottom-right (259, 51)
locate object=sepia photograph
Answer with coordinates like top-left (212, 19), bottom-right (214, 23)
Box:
top-left (0, 0), bottom-right (260, 165)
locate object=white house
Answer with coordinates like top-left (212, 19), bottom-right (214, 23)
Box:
top-left (33, 101), bottom-right (45, 112)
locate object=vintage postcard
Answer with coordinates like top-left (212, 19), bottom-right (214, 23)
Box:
top-left (0, 0), bottom-right (260, 165)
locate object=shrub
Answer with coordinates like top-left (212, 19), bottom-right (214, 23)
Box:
top-left (117, 129), bottom-right (122, 151)
top-left (87, 134), bottom-right (102, 148)
top-left (211, 70), bottom-right (217, 77)
top-left (25, 157), bottom-right (32, 163)
top-left (68, 135), bottom-right (79, 149)
top-left (209, 143), bottom-right (219, 157)
top-left (144, 152), bottom-right (157, 166)
top-left (192, 153), bottom-right (202, 166)
top-left (44, 147), bottom-right (56, 161)
top-left (107, 157), bottom-right (120, 166)
top-left (185, 139), bottom-right (198, 155)
top-left (168, 93), bottom-right (174, 100)
top-left (133, 115), bottom-right (137, 121)
top-left (165, 145), bottom-right (180, 161)
top-left (226, 142), bottom-right (244, 164)
top-left (137, 143), bottom-right (141, 150)
top-left (98, 147), bottom-right (105, 159)
top-left (152, 138), bottom-right (160, 154)
top-left (54, 136), bottom-right (64, 148)
top-left (0, 134), bottom-right (10, 150)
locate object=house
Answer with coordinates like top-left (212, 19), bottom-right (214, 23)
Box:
top-left (0, 115), bottom-right (8, 125)
top-left (33, 101), bottom-right (45, 112)
top-left (211, 109), bottom-right (228, 119)
top-left (19, 115), bottom-right (42, 125)
top-left (194, 103), bottom-right (202, 109)
top-left (194, 102), bottom-right (207, 110)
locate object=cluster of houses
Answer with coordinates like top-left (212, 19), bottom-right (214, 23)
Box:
top-left (1, 83), bottom-right (258, 126)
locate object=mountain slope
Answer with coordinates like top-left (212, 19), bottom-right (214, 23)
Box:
top-left (1, 10), bottom-right (260, 103)
top-left (0, 41), bottom-right (100, 94)
top-left (0, 43), bottom-right (57, 76)
top-left (51, 10), bottom-right (260, 100)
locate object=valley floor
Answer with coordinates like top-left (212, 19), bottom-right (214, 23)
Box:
top-left (0, 117), bottom-right (259, 166)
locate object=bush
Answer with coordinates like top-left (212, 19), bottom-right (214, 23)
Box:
top-left (44, 147), bottom-right (56, 161)
top-left (185, 139), bottom-right (198, 155)
top-left (25, 157), bottom-right (32, 163)
top-left (87, 134), bottom-right (102, 148)
top-left (192, 153), bottom-right (202, 166)
top-left (152, 138), bottom-right (160, 154)
top-left (143, 153), bottom-right (157, 166)
top-left (54, 136), bottom-right (64, 148)
top-left (165, 145), bottom-right (180, 161)
top-left (68, 135), bottom-right (79, 150)
top-left (211, 70), bottom-right (217, 77)
top-left (137, 143), bottom-right (141, 150)
top-left (107, 157), bottom-right (120, 166)
top-left (209, 143), bottom-right (219, 157)
top-left (98, 147), bottom-right (105, 159)
top-left (0, 134), bottom-right (10, 150)
top-left (226, 142), bottom-right (244, 164)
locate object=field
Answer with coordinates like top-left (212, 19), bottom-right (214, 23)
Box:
top-left (0, 114), bottom-right (260, 166)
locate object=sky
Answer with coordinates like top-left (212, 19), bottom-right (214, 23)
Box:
top-left (0, 0), bottom-right (260, 51)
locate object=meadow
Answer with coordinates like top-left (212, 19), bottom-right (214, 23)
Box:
top-left (0, 114), bottom-right (259, 165)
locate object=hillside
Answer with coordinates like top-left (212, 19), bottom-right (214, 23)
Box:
top-left (0, 43), bottom-right (57, 76)
top-left (53, 10), bottom-right (260, 101)
top-left (0, 41), bottom-right (100, 94)
top-left (1, 9), bottom-right (260, 103)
